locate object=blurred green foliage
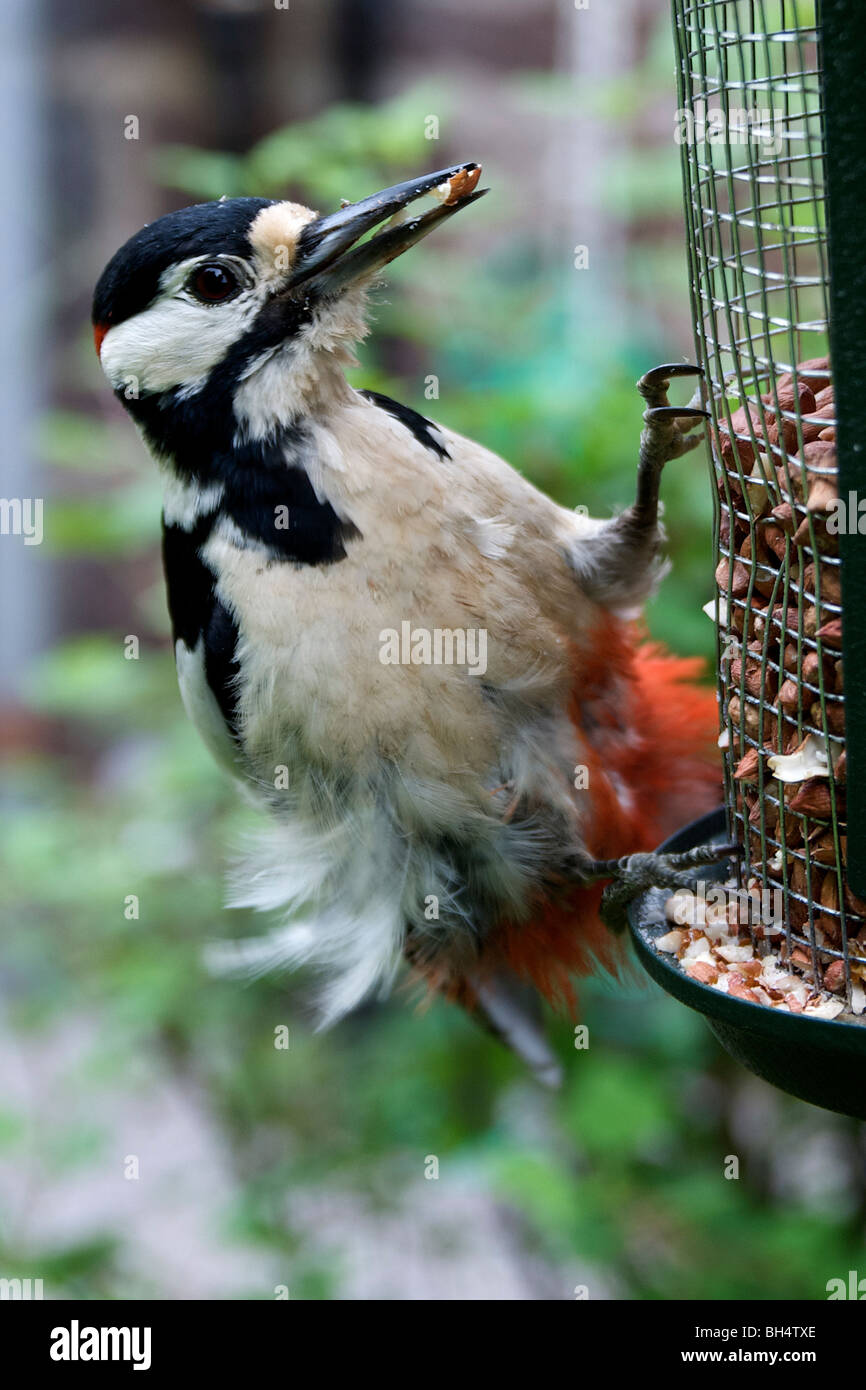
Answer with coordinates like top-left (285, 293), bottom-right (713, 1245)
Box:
top-left (7, 41), bottom-right (864, 1299)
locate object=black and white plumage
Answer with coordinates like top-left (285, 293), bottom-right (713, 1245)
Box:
top-left (93, 164), bottom-right (722, 1078)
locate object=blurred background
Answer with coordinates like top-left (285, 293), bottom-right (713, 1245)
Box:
top-left (1, 0), bottom-right (863, 1300)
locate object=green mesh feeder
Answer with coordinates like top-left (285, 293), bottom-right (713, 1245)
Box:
top-left (628, 0), bottom-right (866, 1119)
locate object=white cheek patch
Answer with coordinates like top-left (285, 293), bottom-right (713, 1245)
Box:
top-left (100, 289), bottom-right (261, 396)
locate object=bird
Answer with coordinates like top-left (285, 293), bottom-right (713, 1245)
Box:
top-left (93, 161), bottom-right (726, 1085)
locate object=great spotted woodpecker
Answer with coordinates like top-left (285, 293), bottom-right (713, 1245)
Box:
top-left (93, 163), bottom-right (725, 1084)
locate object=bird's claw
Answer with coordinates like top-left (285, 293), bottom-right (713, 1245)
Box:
top-left (638, 361), bottom-right (705, 392)
top-left (583, 840), bottom-right (742, 935)
top-left (644, 404), bottom-right (710, 423)
top-left (636, 361), bottom-right (709, 468)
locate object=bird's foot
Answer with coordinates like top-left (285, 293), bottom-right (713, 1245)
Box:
top-left (638, 361), bottom-right (709, 459)
top-left (632, 363), bottom-right (709, 521)
top-left (581, 840), bottom-right (741, 935)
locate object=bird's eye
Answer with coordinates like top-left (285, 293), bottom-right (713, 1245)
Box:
top-left (187, 262), bottom-right (240, 304)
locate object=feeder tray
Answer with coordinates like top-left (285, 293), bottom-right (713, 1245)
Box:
top-left (629, 808), bottom-right (866, 1121)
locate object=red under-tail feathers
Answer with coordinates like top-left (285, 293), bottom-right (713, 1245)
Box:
top-left (494, 618), bottom-right (721, 1007)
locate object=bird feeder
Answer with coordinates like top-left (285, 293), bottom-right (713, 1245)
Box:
top-left (629, 0), bottom-right (866, 1118)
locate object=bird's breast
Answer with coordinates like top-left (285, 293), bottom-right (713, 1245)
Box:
top-left (200, 522), bottom-right (507, 784)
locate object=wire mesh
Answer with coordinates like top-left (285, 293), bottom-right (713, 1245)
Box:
top-left (672, 0), bottom-right (863, 1010)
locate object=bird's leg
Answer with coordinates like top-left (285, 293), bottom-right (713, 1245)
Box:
top-left (578, 842), bottom-right (741, 935)
top-left (631, 362), bottom-right (709, 528)
top-left (570, 363), bottom-right (708, 610)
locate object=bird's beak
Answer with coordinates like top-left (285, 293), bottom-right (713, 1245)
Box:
top-left (288, 163), bottom-right (486, 296)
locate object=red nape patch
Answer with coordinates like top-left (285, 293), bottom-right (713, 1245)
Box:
top-left (92, 322), bottom-right (110, 357)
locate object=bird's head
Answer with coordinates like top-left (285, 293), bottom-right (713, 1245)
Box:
top-left (92, 163), bottom-right (484, 432)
